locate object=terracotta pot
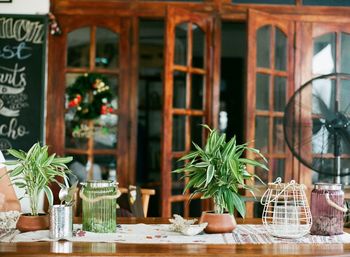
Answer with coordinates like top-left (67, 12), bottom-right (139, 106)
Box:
top-left (16, 213), bottom-right (49, 232)
top-left (199, 211), bottom-right (237, 233)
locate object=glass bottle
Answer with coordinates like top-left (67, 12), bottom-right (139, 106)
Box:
top-left (81, 180), bottom-right (117, 233)
top-left (310, 183), bottom-right (347, 235)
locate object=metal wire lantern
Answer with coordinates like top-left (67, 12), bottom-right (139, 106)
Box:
top-left (260, 178), bottom-right (312, 238)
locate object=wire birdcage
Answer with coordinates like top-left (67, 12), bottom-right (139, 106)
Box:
top-left (260, 178), bottom-right (312, 238)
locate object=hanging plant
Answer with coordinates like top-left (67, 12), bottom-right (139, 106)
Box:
top-left (66, 73), bottom-right (115, 120)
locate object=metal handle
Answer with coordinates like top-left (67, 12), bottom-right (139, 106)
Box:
top-left (325, 193), bottom-right (348, 213)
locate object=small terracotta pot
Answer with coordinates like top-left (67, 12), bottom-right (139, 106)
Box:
top-left (16, 213), bottom-right (49, 232)
top-left (199, 211), bottom-right (237, 233)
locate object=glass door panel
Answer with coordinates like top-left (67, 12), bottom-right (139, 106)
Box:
top-left (162, 7), bottom-right (214, 217)
top-left (246, 10), bottom-right (294, 218)
top-left (61, 18), bottom-right (130, 186)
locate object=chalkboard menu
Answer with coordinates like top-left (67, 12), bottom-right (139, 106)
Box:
top-left (0, 15), bottom-right (47, 154)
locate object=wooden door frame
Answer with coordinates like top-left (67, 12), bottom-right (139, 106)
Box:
top-left (161, 7), bottom-right (216, 217)
top-left (47, 15), bottom-right (133, 187)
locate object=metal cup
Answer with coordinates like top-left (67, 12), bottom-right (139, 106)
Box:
top-left (49, 205), bottom-right (73, 240)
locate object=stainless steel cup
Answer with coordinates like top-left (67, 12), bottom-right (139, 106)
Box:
top-left (49, 205), bottom-right (73, 240)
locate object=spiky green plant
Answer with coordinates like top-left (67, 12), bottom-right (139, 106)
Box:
top-left (5, 142), bottom-right (73, 216)
top-left (173, 125), bottom-right (268, 217)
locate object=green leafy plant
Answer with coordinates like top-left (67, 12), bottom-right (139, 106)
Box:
top-left (173, 125), bottom-right (268, 217)
top-left (5, 142), bottom-right (73, 216)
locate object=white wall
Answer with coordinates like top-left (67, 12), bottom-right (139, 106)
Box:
top-left (0, 0), bottom-right (49, 14)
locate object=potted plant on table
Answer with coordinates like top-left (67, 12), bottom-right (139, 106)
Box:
top-left (173, 125), bottom-right (268, 233)
top-left (5, 142), bottom-right (73, 232)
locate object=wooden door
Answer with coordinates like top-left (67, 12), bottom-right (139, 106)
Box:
top-left (161, 7), bottom-right (215, 217)
top-left (245, 10), bottom-right (295, 217)
top-left (47, 16), bottom-right (132, 188)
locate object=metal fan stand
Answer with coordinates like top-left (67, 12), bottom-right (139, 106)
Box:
top-left (327, 100), bottom-right (350, 183)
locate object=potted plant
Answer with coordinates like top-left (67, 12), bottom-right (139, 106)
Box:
top-left (173, 125), bottom-right (268, 233)
top-left (5, 142), bottom-right (73, 232)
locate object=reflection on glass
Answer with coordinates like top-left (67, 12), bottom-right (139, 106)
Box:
top-left (67, 27), bottom-right (90, 68)
top-left (190, 116), bottom-right (203, 149)
top-left (273, 118), bottom-right (285, 153)
top-left (274, 76), bottom-right (286, 112)
top-left (275, 28), bottom-right (287, 71)
top-left (93, 75), bottom-right (118, 150)
top-left (93, 117), bottom-right (118, 150)
top-left (191, 74), bottom-right (204, 110)
top-left (94, 155), bottom-right (117, 181)
top-left (271, 159), bottom-right (285, 181)
top-left (173, 115), bottom-right (186, 151)
top-left (95, 27), bottom-right (119, 69)
top-left (255, 116), bottom-right (269, 151)
top-left (65, 120), bottom-right (88, 149)
top-left (256, 73), bottom-right (270, 110)
top-left (67, 154), bottom-right (88, 183)
top-left (175, 23), bottom-right (188, 66)
top-left (173, 71), bottom-right (186, 108)
top-left (341, 33), bottom-right (350, 73)
top-left (192, 24), bottom-right (204, 68)
top-left (313, 33), bottom-right (335, 74)
top-left (340, 79), bottom-right (350, 113)
top-left (257, 25), bottom-right (271, 68)
top-left (311, 79), bottom-right (335, 115)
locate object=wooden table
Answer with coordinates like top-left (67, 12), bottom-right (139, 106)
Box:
top-left (1, 217), bottom-right (350, 257)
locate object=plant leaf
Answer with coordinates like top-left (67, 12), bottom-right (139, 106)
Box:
top-left (205, 165), bottom-right (215, 187)
top-left (43, 186), bottom-right (54, 206)
top-left (232, 193), bottom-right (246, 217)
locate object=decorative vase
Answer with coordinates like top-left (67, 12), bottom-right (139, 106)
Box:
top-left (199, 211), bottom-right (237, 233)
top-left (16, 213), bottom-right (49, 232)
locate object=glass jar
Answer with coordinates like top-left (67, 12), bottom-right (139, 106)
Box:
top-left (80, 180), bottom-right (117, 233)
top-left (310, 183), bottom-right (347, 236)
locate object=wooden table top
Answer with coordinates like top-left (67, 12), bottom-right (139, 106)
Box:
top-left (1, 217), bottom-right (350, 257)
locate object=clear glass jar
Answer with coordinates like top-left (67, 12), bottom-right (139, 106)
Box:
top-left (310, 183), bottom-right (347, 236)
top-left (81, 180), bottom-right (117, 233)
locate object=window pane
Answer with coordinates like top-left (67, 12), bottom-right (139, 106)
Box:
top-left (271, 159), bottom-right (285, 181)
top-left (275, 29), bottom-right (287, 71)
top-left (192, 24), bottom-right (204, 68)
top-left (175, 23), bottom-right (188, 66)
top-left (255, 116), bottom-right (269, 151)
top-left (341, 33), bottom-right (350, 73)
top-left (67, 27), bottom-right (90, 68)
top-left (274, 76), bottom-right (286, 112)
top-left (172, 158), bottom-right (185, 192)
top-left (234, 0), bottom-right (295, 4)
top-left (95, 27), bottom-right (119, 69)
top-left (257, 25), bottom-right (271, 68)
top-left (173, 115), bottom-right (186, 151)
top-left (273, 118), bottom-right (285, 153)
top-left (303, 0), bottom-right (350, 6)
top-left (340, 79), bottom-right (350, 113)
top-left (313, 33), bottom-right (336, 74)
top-left (173, 71), bottom-right (186, 109)
top-left (256, 73), bottom-right (270, 110)
top-left (191, 74), bottom-right (204, 110)
top-left (190, 116), bottom-right (203, 150)
top-left (93, 75), bottom-right (118, 149)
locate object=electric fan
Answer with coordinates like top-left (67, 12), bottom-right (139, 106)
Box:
top-left (283, 73), bottom-right (350, 183)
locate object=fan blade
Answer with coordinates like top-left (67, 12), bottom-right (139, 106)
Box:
top-left (314, 95), bottom-right (336, 121)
